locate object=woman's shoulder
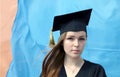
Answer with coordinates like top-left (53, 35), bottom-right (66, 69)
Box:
top-left (84, 60), bottom-right (104, 68)
top-left (76, 60), bottom-right (107, 77)
top-left (82, 60), bottom-right (107, 77)
top-left (83, 59), bottom-right (106, 73)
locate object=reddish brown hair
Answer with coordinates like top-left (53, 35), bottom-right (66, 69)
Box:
top-left (41, 33), bottom-right (66, 77)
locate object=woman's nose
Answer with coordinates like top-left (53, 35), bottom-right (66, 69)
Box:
top-left (74, 39), bottom-right (79, 47)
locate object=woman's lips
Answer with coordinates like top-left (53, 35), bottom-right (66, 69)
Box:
top-left (72, 50), bottom-right (80, 53)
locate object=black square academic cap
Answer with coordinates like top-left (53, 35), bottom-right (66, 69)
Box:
top-left (52, 9), bottom-right (92, 35)
top-left (49, 9), bottom-right (92, 47)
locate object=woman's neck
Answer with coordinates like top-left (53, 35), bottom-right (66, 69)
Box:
top-left (64, 56), bottom-right (84, 77)
top-left (64, 56), bottom-right (83, 66)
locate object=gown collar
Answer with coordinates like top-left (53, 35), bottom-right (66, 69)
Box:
top-left (59, 60), bottom-right (87, 77)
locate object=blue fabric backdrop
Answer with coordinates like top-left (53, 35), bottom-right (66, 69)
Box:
top-left (7, 0), bottom-right (120, 77)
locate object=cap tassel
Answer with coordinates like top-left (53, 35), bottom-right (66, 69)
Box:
top-left (49, 29), bottom-right (55, 48)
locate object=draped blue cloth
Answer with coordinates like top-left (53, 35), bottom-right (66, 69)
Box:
top-left (7, 0), bottom-right (120, 77)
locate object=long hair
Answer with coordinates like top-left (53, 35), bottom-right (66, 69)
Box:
top-left (41, 33), bottom-right (66, 77)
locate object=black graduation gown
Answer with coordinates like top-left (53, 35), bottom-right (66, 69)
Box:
top-left (59, 60), bottom-right (107, 77)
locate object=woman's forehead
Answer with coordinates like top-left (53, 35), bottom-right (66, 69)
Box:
top-left (66, 31), bottom-right (86, 36)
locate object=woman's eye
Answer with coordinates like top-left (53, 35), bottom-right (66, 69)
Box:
top-left (79, 38), bottom-right (85, 41)
top-left (67, 38), bottom-right (74, 40)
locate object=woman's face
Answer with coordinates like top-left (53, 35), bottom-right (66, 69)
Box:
top-left (63, 31), bottom-right (86, 59)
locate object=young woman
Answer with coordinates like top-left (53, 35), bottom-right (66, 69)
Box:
top-left (41, 9), bottom-right (107, 77)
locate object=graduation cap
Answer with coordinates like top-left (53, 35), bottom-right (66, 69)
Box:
top-left (49, 9), bottom-right (92, 48)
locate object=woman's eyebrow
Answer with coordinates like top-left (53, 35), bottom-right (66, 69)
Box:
top-left (79, 35), bottom-right (86, 38)
top-left (66, 35), bottom-right (75, 37)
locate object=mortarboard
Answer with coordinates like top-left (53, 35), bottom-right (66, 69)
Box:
top-left (52, 9), bottom-right (92, 34)
top-left (49, 9), bottom-right (92, 47)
